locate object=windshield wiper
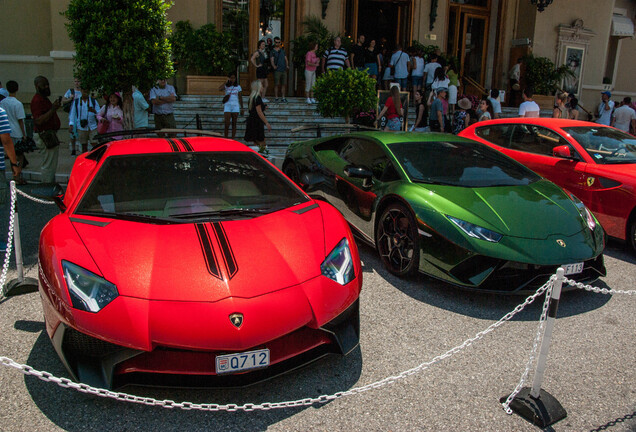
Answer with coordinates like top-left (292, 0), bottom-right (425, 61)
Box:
top-left (170, 207), bottom-right (275, 220)
top-left (76, 211), bottom-right (179, 224)
top-left (412, 179), bottom-right (457, 186)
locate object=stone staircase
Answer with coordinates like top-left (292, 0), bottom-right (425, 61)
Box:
top-left (167, 95), bottom-right (551, 161)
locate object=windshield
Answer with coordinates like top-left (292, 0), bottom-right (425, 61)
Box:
top-left (389, 140), bottom-right (541, 187)
top-left (561, 126), bottom-right (636, 164)
top-left (76, 152), bottom-right (309, 221)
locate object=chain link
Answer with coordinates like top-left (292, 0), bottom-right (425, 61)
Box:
top-left (501, 276), bottom-right (555, 414)
top-left (566, 278), bottom-right (636, 295)
top-left (15, 188), bottom-right (56, 205)
top-left (0, 281), bottom-right (550, 412)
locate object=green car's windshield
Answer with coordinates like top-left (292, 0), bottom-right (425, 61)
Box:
top-left (76, 152), bottom-right (308, 221)
top-left (561, 126), bottom-right (636, 164)
top-left (390, 140), bottom-right (541, 187)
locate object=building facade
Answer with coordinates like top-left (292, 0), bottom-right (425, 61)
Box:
top-left (1, 0), bottom-right (634, 114)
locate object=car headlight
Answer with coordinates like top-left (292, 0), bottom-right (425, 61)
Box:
top-left (447, 216), bottom-right (503, 243)
top-left (62, 261), bottom-right (118, 313)
top-left (566, 193), bottom-right (596, 231)
top-left (321, 238), bottom-right (355, 285)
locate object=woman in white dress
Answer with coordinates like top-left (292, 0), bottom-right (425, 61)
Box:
top-left (218, 73), bottom-right (243, 138)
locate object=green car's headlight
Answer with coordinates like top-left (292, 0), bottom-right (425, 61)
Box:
top-left (567, 193), bottom-right (596, 231)
top-left (62, 261), bottom-right (118, 313)
top-left (447, 216), bottom-right (503, 243)
top-left (321, 238), bottom-right (355, 285)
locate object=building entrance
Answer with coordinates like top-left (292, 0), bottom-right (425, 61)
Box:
top-left (346, 0), bottom-right (412, 48)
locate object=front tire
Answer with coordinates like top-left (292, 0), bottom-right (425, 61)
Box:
top-left (375, 203), bottom-right (420, 276)
top-left (629, 219), bottom-right (636, 252)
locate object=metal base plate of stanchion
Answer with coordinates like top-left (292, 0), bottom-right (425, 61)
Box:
top-left (3, 277), bottom-right (39, 297)
top-left (500, 387), bottom-right (567, 428)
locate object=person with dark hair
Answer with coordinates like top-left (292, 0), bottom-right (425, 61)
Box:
top-left (218, 73), bottom-right (243, 138)
top-left (62, 78), bottom-right (81, 154)
top-left (380, 46), bottom-right (394, 90)
top-left (423, 53), bottom-right (441, 94)
top-left (509, 57), bottom-right (522, 106)
top-left (0, 106), bottom-right (22, 249)
top-left (389, 43), bottom-right (410, 90)
top-left (377, 85), bottom-right (404, 131)
top-left (568, 96), bottom-right (580, 120)
top-left (0, 81), bottom-right (8, 99)
top-left (250, 40), bottom-right (270, 102)
top-left (488, 89), bottom-right (502, 119)
top-left (31, 75), bottom-right (61, 184)
top-left (597, 91), bottom-right (614, 126)
top-left (611, 96), bottom-right (636, 133)
top-left (0, 81), bottom-right (27, 184)
top-left (68, 88), bottom-right (100, 153)
top-left (478, 99), bottom-right (494, 121)
top-left (364, 39), bottom-right (381, 82)
top-left (350, 34), bottom-right (366, 71)
top-left (428, 87), bottom-right (447, 132)
top-left (304, 41), bottom-right (320, 104)
top-left (270, 36), bottom-right (289, 102)
top-left (150, 79), bottom-right (177, 130)
top-left (97, 93), bottom-right (124, 138)
top-left (410, 49), bottom-right (425, 107)
top-left (412, 89), bottom-right (428, 132)
top-left (518, 88), bottom-right (540, 118)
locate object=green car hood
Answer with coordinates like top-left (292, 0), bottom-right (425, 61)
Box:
top-left (408, 179), bottom-right (586, 239)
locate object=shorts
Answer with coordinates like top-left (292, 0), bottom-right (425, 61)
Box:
top-left (256, 66), bottom-right (268, 79)
top-left (304, 70), bottom-right (316, 92)
top-left (387, 117), bottom-right (401, 131)
top-left (274, 71), bottom-right (287, 85)
top-left (448, 85), bottom-right (458, 104)
top-left (412, 76), bottom-right (423, 87)
top-left (224, 101), bottom-right (240, 113)
top-left (78, 129), bottom-right (97, 145)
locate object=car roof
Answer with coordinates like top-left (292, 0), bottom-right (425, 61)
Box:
top-left (337, 131), bottom-right (476, 145)
top-left (102, 136), bottom-right (252, 157)
top-left (467, 118), bottom-right (609, 130)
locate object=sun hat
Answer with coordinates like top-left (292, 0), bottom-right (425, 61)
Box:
top-left (458, 98), bottom-right (471, 110)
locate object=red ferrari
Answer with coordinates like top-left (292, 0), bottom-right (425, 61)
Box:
top-left (460, 119), bottom-right (636, 250)
top-left (38, 136), bottom-right (362, 389)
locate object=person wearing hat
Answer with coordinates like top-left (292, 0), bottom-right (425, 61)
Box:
top-left (428, 87), bottom-right (447, 132)
top-left (597, 91), bottom-right (614, 126)
top-left (452, 97), bottom-right (472, 134)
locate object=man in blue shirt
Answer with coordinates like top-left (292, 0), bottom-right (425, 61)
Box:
top-left (488, 89), bottom-right (502, 119)
top-left (0, 107), bottom-right (22, 250)
top-left (132, 86), bottom-right (150, 128)
top-left (390, 44), bottom-right (411, 91)
top-left (428, 87), bottom-right (447, 132)
top-left (270, 37), bottom-right (289, 102)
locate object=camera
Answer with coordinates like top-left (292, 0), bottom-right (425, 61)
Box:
top-left (80, 119), bottom-right (88, 128)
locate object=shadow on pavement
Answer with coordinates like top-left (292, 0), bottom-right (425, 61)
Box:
top-left (356, 242), bottom-right (612, 322)
top-left (19, 323), bottom-right (362, 432)
top-left (602, 238), bottom-right (635, 264)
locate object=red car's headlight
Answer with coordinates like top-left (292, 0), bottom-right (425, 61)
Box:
top-left (321, 238), bottom-right (355, 285)
top-left (62, 261), bottom-right (118, 313)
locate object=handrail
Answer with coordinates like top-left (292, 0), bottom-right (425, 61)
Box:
top-left (462, 76), bottom-right (488, 96)
top-left (291, 123), bottom-right (378, 138)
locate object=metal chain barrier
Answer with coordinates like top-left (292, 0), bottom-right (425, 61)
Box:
top-left (15, 187), bottom-right (57, 205)
top-left (501, 276), bottom-right (555, 414)
top-left (0, 183), bottom-right (18, 292)
top-left (0, 280), bottom-right (552, 412)
top-left (565, 278), bottom-right (636, 295)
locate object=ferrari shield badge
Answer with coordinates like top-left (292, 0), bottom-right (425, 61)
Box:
top-left (556, 239), bottom-right (566, 248)
top-left (587, 177), bottom-right (595, 187)
top-left (229, 313), bottom-right (244, 328)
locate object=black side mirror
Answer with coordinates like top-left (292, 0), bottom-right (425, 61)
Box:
top-left (300, 172), bottom-right (325, 192)
top-left (53, 194), bottom-right (66, 212)
top-left (344, 165), bottom-right (374, 189)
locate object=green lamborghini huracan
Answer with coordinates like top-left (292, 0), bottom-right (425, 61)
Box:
top-left (283, 132), bottom-right (606, 293)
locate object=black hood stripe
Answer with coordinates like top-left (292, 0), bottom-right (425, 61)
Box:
top-left (292, 203), bottom-right (319, 215)
top-left (178, 138), bottom-right (194, 152)
top-left (69, 217), bottom-right (110, 227)
top-left (212, 222), bottom-right (238, 279)
top-left (166, 139), bottom-right (179, 152)
top-left (195, 223), bottom-right (222, 280)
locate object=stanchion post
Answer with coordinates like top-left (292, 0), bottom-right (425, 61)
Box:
top-left (4, 181), bottom-right (38, 297)
top-left (501, 268), bottom-right (567, 428)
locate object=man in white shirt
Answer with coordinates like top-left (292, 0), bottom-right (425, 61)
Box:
top-left (611, 97), bottom-right (636, 134)
top-left (150, 79), bottom-right (177, 130)
top-left (423, 54), bottom-right (441, 92)
top-left (68, 88), bottom-right (100, 154)
top-left (488, 89), bottom-right (502, 119)
top-left (518, 88), bottom-right (541, 118)
top-left (597, 91), bottom-right (614, 126)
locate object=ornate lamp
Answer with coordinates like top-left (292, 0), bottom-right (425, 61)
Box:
top-left (530, 0), bottom-right (554, 12)
top-left (321, 0), bottom-right (329, 19)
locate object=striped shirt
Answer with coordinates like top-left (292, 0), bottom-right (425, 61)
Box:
top-left (0, 107), bottom-right (10, 170)
top-left (323, 47), bottom-right (348, 70)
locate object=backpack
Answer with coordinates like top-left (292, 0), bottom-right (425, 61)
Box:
top-left (73, 96), bottom-right (97, 116)
top-left (62, 88), bottom-right (75, 112)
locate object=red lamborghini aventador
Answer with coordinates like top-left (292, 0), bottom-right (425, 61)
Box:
top-left (38, 136), bottom-right (362, 389)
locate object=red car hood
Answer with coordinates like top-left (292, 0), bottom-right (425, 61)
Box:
top-left (72, 207), bottom-right (325, 302)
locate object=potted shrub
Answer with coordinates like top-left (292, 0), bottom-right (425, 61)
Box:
top-left (170, 20), bottom-right (239, 95)
top-left (313, 68), bottom-right (377, 123)
top-left (522, 54), bottom-right (573, 109)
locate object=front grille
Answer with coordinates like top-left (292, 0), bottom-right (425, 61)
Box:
top-left (62, 327), bottom-right (124, 358)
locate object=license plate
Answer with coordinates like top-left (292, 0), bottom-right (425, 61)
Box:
top-left (215, 349), bottom-right (270, 374)
top-left (563, 262), bottom-right (584, 275)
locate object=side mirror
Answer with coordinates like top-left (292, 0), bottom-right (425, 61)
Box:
top-left (344, 165), bottom-right (373, 179)
top-left (553, 145), bottom-right (574, 159)
top-left (300, 172), bottom-right (325, 192)
top-left (53, 194), bottom-right (66, 212)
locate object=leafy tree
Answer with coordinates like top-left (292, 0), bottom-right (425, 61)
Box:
top-left (65, 0), bottom-right (174, 129)
top-left (522, 54), bottom-right (573, 95)
top-left (313, 69), bottom-right (377, 123)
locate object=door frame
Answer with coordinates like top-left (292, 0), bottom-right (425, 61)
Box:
top-left (460, 12), bottom-right (490, 85)
top-left (345, 0), bottom-right (414, 47)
